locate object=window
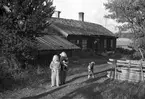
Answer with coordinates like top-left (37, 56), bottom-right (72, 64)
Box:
top-left (70, 40), bottom-right (76, 44)
top-left (82, 39), bottom-right (87, 49)
top-left (111, 39), bottom-right (113, 48)
top-left (70, 39), bottom-right (80, 45)
top-left (76, 40), bottom-right (80, 45)
top-left (104, 39), bottom-right (107, 48)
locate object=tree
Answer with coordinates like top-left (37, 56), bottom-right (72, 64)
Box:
top-left (104, 0), bottom-right (145, 51)
top-left (0, 0), bottom-right (55, 68)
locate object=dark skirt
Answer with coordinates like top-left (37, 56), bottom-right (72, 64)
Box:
top-left (59, 70), bottom-right (67, 84)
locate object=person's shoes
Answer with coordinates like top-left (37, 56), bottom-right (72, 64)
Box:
top-left (62, 82), bottom-right (66, 84)
top-left (51, 85), bottom-right (55, 87)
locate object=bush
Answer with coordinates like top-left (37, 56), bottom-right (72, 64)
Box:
top-left (133, 51), bottom-right (144, 60)
top-left (0, 57), bottom-right (11, 79)
top-left (116, 48), bottom-right (134, 54)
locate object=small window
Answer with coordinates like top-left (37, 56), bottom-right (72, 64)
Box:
top-left (104, 39), bottom-right (107, 48)
top-left (82, 39), bottom-right (87, 49)
top-left (76, 40), bottom-right (79, 44)
top-left (70, 40), bottom-right (76, 44)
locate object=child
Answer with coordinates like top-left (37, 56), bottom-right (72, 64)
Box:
top-left (50, 55), bottom-right (61, 87)
top-left (88, 61), bottom-right (95, 79)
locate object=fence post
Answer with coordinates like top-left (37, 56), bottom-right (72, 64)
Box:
top-left (128, 60), bottom-right (131, 81)
top-left (114, 59), bottom-right (117, 79)
top-left (107, 59), bottom-right (116, 79)
top-left (140, 60), bottom-right (144, 82)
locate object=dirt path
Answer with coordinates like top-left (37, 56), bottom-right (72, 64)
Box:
top-left (1, 64), bottom-right (112, 99)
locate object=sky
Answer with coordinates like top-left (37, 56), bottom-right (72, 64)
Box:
top-left (52, 0), bottom-right (119, 33)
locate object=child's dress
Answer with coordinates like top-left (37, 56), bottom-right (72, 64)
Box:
top-left (88, 62), bottom-right (95, 79)
top-left (50, 58), bottom-right (61, 87)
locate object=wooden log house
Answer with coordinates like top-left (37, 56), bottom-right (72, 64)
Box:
top-left (49, 12), bottom-right (117, 54)
top-left (35, 11), bottom-right (117, 66)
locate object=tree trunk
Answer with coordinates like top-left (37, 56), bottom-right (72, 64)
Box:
top-left (139, 48), bottom-right (144, 60)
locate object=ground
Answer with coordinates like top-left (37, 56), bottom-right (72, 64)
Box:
top-left (1, 55), bottom-right (145, 99)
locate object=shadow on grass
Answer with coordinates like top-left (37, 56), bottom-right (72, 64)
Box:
top-left (21, 70), bottom-right (109, 99)
top-left (0, 76), bottom-right (28, 92)
top-left (21, 85), bottom-right (67, 99)
top-left (0, 67), bottom-right (52, 92)
top-left (66, 69), bottom-right (108, 84)
top-left (60, 76), bottom-right (111, 99)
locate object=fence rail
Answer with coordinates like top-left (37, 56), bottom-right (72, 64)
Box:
top-left (107, 59), bottom-right (145, 82)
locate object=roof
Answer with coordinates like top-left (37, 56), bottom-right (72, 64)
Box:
top-left (36, 35), bottom-right (80, 50)
top-left (51, 18), bottom-right (116, 37)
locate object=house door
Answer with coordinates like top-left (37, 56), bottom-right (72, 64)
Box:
top-left (93, 39), bottom-right (99, 52)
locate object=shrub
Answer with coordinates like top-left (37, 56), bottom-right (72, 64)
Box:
top-left (133, 51), bottom-right (143, 60)
top-left (0, 57), bottom-right (11, 79)
top-left (116, 48), bottom-right (134, 54)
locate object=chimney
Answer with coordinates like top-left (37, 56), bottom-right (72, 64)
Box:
top-left (79, 12), bottom-right (84, 21)
top-left (53, 11), bottom-right (61, 18)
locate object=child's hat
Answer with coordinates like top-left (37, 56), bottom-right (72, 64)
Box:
top-left (60, 51), bottom-right (67, 57)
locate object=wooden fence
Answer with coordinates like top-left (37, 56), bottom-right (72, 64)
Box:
top-left (107, 59), bottom-right (145, 82)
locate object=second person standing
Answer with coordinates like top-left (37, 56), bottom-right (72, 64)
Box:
top-left (59, 52), bottom-right (69, 85)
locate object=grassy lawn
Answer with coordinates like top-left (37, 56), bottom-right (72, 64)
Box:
top-left (1, 55), bottom-right (145, 99)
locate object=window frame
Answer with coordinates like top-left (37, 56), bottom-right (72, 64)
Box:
top-left (82, 39), bottom-right (87, 50)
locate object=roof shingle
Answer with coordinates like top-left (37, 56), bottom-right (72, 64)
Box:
top-left (37, 35), bottom-right (80, 50)
top-left (51, 18), bottom-right (116, 37)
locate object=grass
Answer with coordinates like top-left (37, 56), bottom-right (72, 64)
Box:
top-left (1, 55), bottom-right (145, 99)
top-left (0, 55), bottom-right (106, 91)
top-left (100, 80), bottom-right (145, 99)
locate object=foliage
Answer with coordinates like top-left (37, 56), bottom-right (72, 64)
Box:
top-left (0, 0), bottom-right (55, 68)
top-left (115, 48), bottom-right (134, 54)
top-left (133, 49), bottom-right (145, 59)
top-left (104, 0), bottom-right (145, 51)
top-left (115, 32), bottom-right (135, 39)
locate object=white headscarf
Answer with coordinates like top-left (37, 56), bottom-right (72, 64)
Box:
top-left (52, 55), bottom-right (59, 62)
top-left (60, 52), bottom-right (67, 57)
